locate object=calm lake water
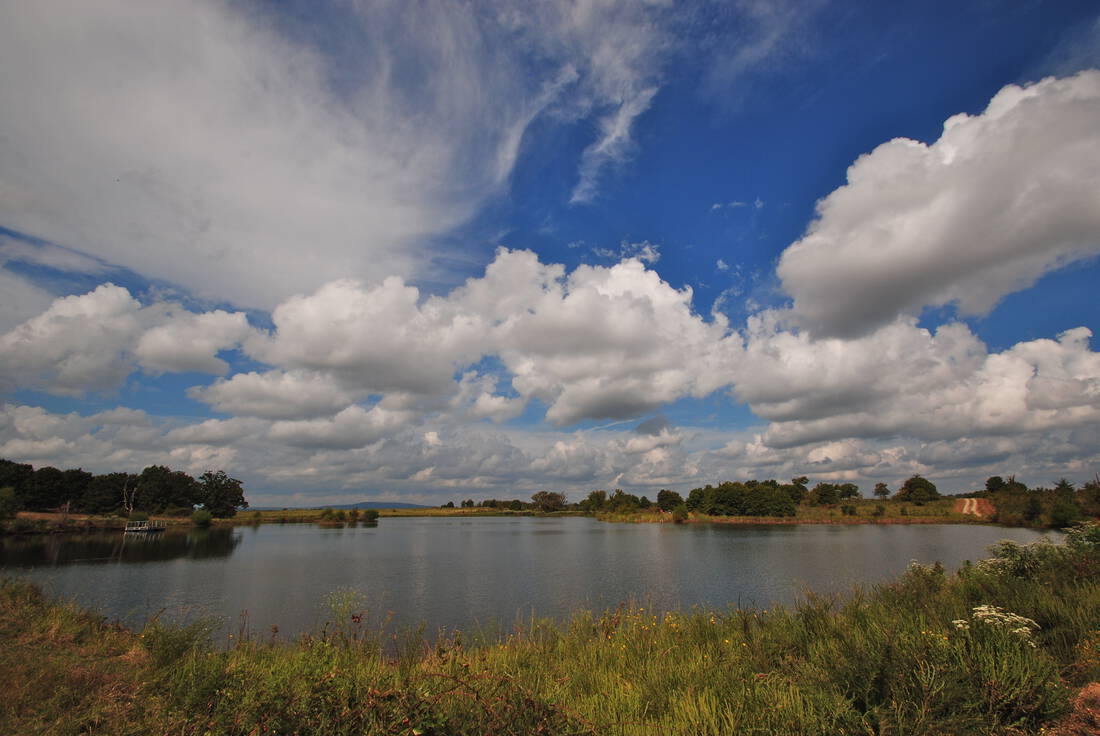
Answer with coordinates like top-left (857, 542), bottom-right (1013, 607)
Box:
top-left (1, 517), bottom-right (1056, 638)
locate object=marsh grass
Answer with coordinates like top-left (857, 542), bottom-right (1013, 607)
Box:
top-left (3, 525), bottom-right (1100, 734)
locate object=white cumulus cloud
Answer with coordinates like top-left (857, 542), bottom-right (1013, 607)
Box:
top-left (778, 70), bottom-right (1100, 337)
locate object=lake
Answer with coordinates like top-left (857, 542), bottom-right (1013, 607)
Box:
top-left (1, 517), bottom-right (1056, 639)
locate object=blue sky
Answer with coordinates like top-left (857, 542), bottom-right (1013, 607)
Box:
top-left (1, 1), bottom-right (1099, 505)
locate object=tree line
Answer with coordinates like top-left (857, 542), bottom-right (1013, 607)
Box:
top-left (572, 475), bottom-right (944, 518)
top-left (0, 458), bottom-right (248, 519)
top-left (980, 475), bottom-right (1100, 528)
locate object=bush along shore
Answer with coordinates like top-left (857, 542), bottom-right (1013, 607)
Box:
top-left (3, 524), bottom-right (1100, 735)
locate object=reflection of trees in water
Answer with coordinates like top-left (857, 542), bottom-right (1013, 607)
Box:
top-left (1, 528), bottom-right (242, 566)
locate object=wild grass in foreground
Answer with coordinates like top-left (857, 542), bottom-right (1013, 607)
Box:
top-left (3, 524), bottom-right (1100, 735)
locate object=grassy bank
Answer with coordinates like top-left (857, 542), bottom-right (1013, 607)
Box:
top-left (4, 524), bottom-right (1100, 734)
top-left (600, 498), bottom-right (978, 525)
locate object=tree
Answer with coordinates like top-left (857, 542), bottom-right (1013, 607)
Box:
top-left (607, 489), bottom-right (641, 511)
top-left (895, 475), bottom-right (940, 505)
top-left (656, 489), bottom-right (683, 512)
top-left (530, 491), bottom-right (566, 513)
top-left (0, 459), bottom-right (33, 500)
top-left (198, 470), bottom-right (248, 518)
top-left (79, 472), bottom-right (138, 514)
top-left (137, 465), bottom-right (200, 512)
top-left (583, 490), bottom-right (607, 511)
top-left (0, 486), bottom-right (17, 519)
top-left (873, 482), bottom-right (890, 500)
top-left (808, 482), bottom-right (840, 506)
top-left (22, 466), bottom-right (66, 510)
top-left (836, 483), bottom-right (860, 500)
top-left (985, 476), bottom-right (1006, 493)
top-left (787, 477), bottom-right (809, 504)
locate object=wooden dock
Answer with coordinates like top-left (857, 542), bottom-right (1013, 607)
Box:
top-left (123, 520), bottom-right (166, 533)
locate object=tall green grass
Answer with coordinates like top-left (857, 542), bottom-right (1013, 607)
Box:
top-left (3, 523), bottom-right (1100, 735)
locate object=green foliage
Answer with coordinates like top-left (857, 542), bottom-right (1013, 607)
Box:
top-left (361, 509), bottom-right (380, 522)
top-left (873, 482), bottom-right (890, 500)
top-left (531, 490), bottom-right (567, 512)
top-left (0, 486), bottom-right (17, 520)
top-left (137, 465), bottom-right (201, 513)
top-left (895, 475), bottom-right (940, 505)
top-left (681, 480), bottom-right (796, 517)
top-left (985, 475), bottom-right (1090, 528)
top-left (656, 489), bottom-right (683, 511)
top-left (191, 509), bottom-right (213, 527)
top-left (671, 503), bottom-right (689, 523)
top-left (197, 469), bottom-right (247, 518)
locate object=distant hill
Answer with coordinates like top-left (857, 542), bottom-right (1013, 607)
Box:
top-left (252, 501), bottom-right (431, 511)
top-left (329, 501), bottom-right (430, 510)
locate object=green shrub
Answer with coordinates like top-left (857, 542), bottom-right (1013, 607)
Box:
top-left (361, 509), bottom-right (380, 522)
top-left (191, 509), bottom-right (213, 527)
top-left (671, 504), bottom-right (689, 523)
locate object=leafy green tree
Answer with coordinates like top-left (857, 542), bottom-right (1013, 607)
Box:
top-left (837, 483), bottom-right (860, 500)
top-left (786, 477), bottom-right (808, 504)
top-left (584, 490), bottom-right (608, 511)
top-left (22, 466), bottom-right (66, 510)
top-left (671, 504), bottom-right (689, 523)
top-left (197, 470), bottom-right (247, 518)
top-left (531, 491), bottom-right (566, 513)
top-left (191, 509), bottom-right (213, 527)
top-left (1079, 476), bottom-right (1100, 517)
top-left (508, 499), bottom-right (523, 511)
top-left (686, 486), bottom-right (708, 512)
top-left (656, 489), bottom-right (683, 512)
top-left (873, 482), bottom-right (890, 500)
top-left (809, 482), bottom-right (840, 506)
top-left (0, 486), bottom-right (17, 519)
top-left (0, 459), bottom-right (33, 501)
top-left (744, 485), bottom-right (796, 517)
top-left (59, 468), bottom-right (92, 509)
top-left (137, 466), bottom-right (200, 513)
top-left (606, 489), bottom-right (641, 511)
top-left (78, 472), bottom-right (137, 514)
top-left (895, 475), bottom-right (940, 505)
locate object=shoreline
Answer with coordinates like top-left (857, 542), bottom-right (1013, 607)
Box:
top-left (0, 506), bottom-right (1032, 536)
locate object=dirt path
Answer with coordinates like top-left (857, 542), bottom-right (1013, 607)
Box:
top-left (954, 497), bottom-right (995, 518)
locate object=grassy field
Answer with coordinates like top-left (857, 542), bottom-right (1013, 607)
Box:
top-left (3, 524), bottom-right (1100, 735)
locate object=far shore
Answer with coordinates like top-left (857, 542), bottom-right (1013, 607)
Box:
top-left (0, 498), bottom-right (1009, 536)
